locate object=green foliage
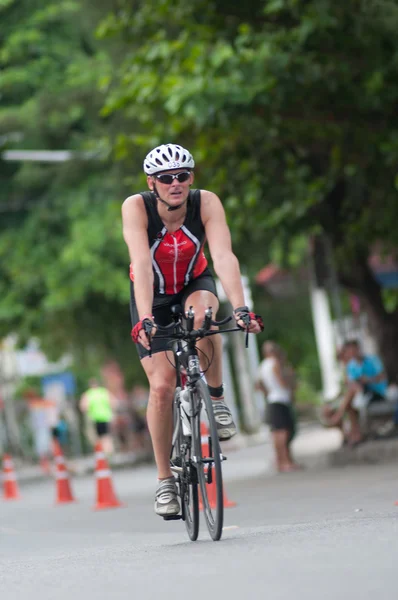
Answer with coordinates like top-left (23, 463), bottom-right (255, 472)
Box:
top-left (13, 376), bottom-right (42, 400)
top-left (96, 0), bottom-right (398, 267)
top-left (0, 0), bottom-right (138, 375)
top-left (253, 280), bottom-right (322, 390)
top-left (295, 379), bottom-right (321, 407)
top-left (1, 0), bottom-right (398, 382)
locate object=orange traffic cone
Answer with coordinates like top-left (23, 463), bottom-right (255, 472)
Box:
top-left (53, 441), bottom-right (75, 504)
top-left (2, 454), bottom-right (20, 500)
top-left (93, 442), bottom-right (124, 510)
top-left (199, 423), bottom-right (236, 510)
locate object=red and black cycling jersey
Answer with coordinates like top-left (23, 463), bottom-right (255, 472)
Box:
top-left (129, 189), bottom-right (208, 295)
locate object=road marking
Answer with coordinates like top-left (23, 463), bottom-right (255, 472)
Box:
top-left (222, 525), bottom-right (239, 531)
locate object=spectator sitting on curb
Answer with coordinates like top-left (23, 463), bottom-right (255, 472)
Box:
top-left (323, 340), bottom-right (388, 447)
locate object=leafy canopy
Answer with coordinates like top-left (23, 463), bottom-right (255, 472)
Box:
top-left (1, 0), bottom-right (398, 374)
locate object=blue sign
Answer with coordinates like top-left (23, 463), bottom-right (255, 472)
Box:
top-left (41, 372), bottom-right (76, 395)
top-left (374, 272), bottom-right (398, 289)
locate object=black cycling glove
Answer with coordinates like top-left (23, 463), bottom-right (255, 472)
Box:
top-left (233, 306), bottom-right (264, 331)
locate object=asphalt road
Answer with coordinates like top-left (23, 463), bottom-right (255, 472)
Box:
top-left (1, 445), bottom-right (397, 600)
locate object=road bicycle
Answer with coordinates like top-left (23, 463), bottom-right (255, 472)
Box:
top-left (155, 305), bottom-right (240, 541)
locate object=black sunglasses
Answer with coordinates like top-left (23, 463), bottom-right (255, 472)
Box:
top-left (154, 171), bottom-right (191, 185)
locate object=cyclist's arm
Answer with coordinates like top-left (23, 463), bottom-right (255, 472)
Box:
top-left (122, 194), bottom-right (154, 320)
top-left (201, 190), bottom-right (246, 310)
top-left (201, 191), bottom-right (261, 333)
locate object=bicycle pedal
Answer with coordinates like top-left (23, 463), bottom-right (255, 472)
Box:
top-left (163, 514), bottom-right (182, 521)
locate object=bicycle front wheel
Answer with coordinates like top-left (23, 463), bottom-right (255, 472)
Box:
top-left (193, 379), bottom-right (224, 541)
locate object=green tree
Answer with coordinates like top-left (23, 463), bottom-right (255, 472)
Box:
top-left (1, 0), bottom-right (398, 385)
top-left (0, 0), bottom-right (143, 379)
top-left (96, 0), bottom-right (398, 379)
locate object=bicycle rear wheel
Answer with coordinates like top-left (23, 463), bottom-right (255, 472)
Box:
top-left (181, 444), bottom-right (199, 541)
top-left (171, 389), bottom-right (199, 541)
top-left (193, 379), bottom-right (224, 541)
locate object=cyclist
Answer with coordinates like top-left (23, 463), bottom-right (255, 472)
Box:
top-left (122, 143), bottom-right (263, 516)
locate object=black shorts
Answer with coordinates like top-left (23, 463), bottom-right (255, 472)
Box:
top-left (267, 402), bottom-right (294, 432)
top-left (364, 388), bottom-right (385, 403)
top-left (51, 426), bottom-right (60, 440)
top-left (95, 422), bottom-right (110, 436)
top-left (130, 268), bottom-right (218, 359)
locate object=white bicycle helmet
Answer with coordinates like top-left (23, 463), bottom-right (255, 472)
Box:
top-left (143, 143), bottom-right (195, 175)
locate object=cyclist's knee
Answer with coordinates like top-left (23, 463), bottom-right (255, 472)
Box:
top-left (149, 380), bottom-right (175, 404)
top-left (193, 310), bottom-right (205, 329)
top-left (192, 308), bottom-right (216, 329)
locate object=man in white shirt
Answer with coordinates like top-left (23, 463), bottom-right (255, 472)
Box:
top-left (256, 341), bottom-right (299, 472)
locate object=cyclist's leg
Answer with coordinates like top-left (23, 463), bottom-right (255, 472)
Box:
top-left (131, 286), bottom-right (179, 479)
top-left (130, 284), bottom-right (182, 515)
top-left (183, 288), bottom-right (222, 388)
top-left (141, 351), bottom-right (176, 480)
top-left (141, 351), bottom-right (181, 516)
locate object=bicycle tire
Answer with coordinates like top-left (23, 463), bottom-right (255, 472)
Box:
top-left (181, 444), bottom-right (199, 541)
top-left (171, 389), bottom-right (199, 541)
top-left (192, 379), bottom-right (224, 541)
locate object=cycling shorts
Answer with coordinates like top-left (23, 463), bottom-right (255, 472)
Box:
top-left (130, 268), bottom-right (218, 359)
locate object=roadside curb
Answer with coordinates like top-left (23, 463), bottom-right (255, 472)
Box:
top-left (10, 453), bottom-right (153, 487)
top-left (8, 426), bottom-right (398, 486)
top-left (329, 436), bottom-right (398, 467)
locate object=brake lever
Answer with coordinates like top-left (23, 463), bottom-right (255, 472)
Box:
top-left (143, 320), bottom-right (154, 357)
top-left (237, 314), bottom-right (251, 348)
top-left (186, 306), bottom-right (195, 332)
top-left (203, 307), bottom-right (212, 330)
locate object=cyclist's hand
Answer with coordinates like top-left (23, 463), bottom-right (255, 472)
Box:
top-left (131, 315), bottom-right (157, 350)
top-left (233, 306), bottom-right (264, 333)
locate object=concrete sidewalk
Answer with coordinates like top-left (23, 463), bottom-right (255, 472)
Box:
top-left (4, 422), bottom-right (398, 486)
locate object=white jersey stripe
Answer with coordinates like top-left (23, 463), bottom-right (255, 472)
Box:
top-left (181, 225), bottom-right (201, 286)
top-left (151, 226), bottom-right (167, 294)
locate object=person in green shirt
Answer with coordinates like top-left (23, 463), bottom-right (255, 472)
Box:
top-left (80, 379), bottom-right (117, 455)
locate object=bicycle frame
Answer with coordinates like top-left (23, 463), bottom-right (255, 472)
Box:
top-left (155, 306), bottom-right (242, 539)
top-left (157, 306), bottom-right (241, 449)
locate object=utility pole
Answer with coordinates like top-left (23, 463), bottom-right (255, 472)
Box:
top-left (216, 276), bottom-right (262, 433)
top-left (308, 237), bottom-right (341, 401)
top-left (0, 337), bottom-right (21, 454)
